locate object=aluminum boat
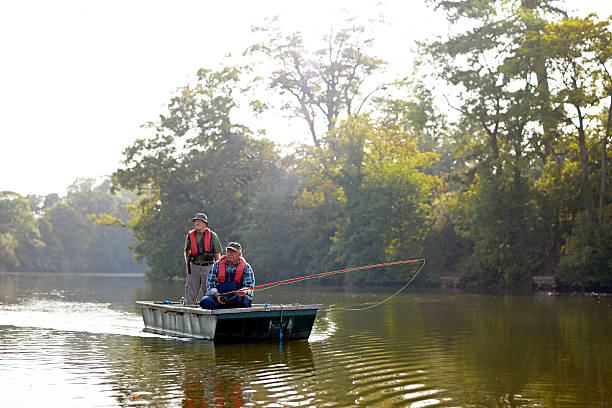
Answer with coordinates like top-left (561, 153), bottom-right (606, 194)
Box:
top-left (136, 301), bottom-right (321, 341)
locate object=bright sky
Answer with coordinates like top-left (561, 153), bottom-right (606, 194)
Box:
top-left (1, 0), bottom-right (610, 197)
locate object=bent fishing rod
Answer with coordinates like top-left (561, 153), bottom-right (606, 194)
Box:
top-left (220, 259), bottom-right (425, 299)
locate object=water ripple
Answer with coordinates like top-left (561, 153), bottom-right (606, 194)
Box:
top-left (2, 282), bottom-right (611, 407)
top-left (0, 299), bottom-right (146, 337)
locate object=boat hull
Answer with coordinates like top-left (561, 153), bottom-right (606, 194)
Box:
top-left (136, 301), bottom-right (321, 341)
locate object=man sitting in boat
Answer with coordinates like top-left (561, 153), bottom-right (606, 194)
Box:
top-left (199, 242), bottom-right (254, 309)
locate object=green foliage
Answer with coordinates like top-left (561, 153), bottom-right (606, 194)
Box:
top-left (532, 160), bottom-right (581, 270)
top-left (0, 232), bottom-right (19, 271)
top-left (40, 201), bottom-right (91, 271)
top-left (328, 116), bottom-right (440, 267)
top-left (239, 164), bottom-right (340, 283)
top-left (35, 179), bottom-right (143, 273)
top-left (539, 14), bottom-right (612, 221)
top-left (0, 184), bottom-right (140, 273)
top-left (420, 194), bottom-right (471, 284)
top-left (232, 114), bottom-right (442, 287)
top-left (105, 4), bottom-right (608, 291)
top-left (419, 1), bottom-right (612, 291)
top-left (559, 205), bottom-right (612, 291)
top-left (111, 67), bottom-right (278, 279)
top-left (0, 191), bottom-right (44, 271)
top-left (454, 168), bottom-right (541, 291)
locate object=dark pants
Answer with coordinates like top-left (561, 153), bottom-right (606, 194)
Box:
top-left (199, 294), bottom-right (252, 309)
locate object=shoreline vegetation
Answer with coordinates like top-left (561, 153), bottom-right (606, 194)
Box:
top-left (0, 271), bottom-right (145, 278)
top-left (1, 271), bottom-right (609, 297)
top-left (2, 2), bottom-right (611, 293)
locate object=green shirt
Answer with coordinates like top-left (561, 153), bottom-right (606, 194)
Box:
top-left (185, 229), bottom-right (222, 255)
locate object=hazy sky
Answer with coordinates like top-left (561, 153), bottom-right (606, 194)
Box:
top-left (1, 0), bottom-right (610, 197)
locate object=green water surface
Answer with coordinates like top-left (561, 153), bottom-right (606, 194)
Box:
top-left (0, 272), bottom-right (610, 407)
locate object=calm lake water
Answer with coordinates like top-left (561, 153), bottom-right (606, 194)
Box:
top-left (0, 272), bottom-right (610, 407)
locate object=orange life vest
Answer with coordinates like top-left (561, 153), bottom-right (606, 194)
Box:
top-left (217, 255), bottom-right (246, 284)
top-left (189, 228), bottom-right (211, 256)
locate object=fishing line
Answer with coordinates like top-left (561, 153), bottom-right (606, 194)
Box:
top-left (223, 258), bottom-right (425, 310)
top-left (341, 258), bottom-right (425, 311)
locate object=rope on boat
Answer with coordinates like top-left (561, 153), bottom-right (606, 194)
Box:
top-left (279, 304), bottom-right (284, 341)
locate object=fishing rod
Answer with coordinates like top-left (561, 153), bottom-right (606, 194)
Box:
top-left (220, 259), bottom-right (425, 299)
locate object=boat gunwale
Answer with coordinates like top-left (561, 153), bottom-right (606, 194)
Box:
top-left (136, 301), bottom-right (322, 316)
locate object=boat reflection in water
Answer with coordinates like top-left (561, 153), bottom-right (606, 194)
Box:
top-left (104, 332), bottom-right (316, 406)
top-left (198, 340), bottom-right (316, 406)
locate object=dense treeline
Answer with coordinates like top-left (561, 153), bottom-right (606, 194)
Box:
top-left (3, 1), bottom-right (609, 291)
top-left (104, 0), bottom-right (611, 291)
top-left (0, 179), bottom-right (144, 273)
top-left (420, 0), bottom-right (612, 291)
top-left (101, 1), bottom-right (611, 291)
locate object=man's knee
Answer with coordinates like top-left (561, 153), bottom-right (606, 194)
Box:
top-left (199, 296), bottom-right (218, 309)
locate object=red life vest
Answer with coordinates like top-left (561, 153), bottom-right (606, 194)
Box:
top-left (217, 255), bottom-right (246, 284)
top-left (189, 228), bottom-right (211, 255)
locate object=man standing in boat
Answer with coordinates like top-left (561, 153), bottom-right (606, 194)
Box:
top-left (184, 213), bottom-right (222, 305)
top-left (199, 242), bottom-right (254, 309)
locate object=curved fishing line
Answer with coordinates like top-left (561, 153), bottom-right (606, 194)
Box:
top-left (247, 259), bottom-right (424, 293)
top-left (339, 258), bottom-right (425, 311)
top-left (224, 259), bottom-right (425, 310)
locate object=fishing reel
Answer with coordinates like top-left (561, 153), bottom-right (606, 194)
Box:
top-left (217, 293), bottom-right (238, 304)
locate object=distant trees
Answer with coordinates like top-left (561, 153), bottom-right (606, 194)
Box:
top-left (0, 180), bottom-right (143, 273)
top-left (0, 191), bottom-right (43, 271)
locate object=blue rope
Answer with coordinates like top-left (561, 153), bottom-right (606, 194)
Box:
top-left (279, 304), bottom-right (283, 341)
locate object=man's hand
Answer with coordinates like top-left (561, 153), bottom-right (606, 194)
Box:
top-left (214, 293), bottom-right (225, 304)
top-left (236, 290), bottom-right (245, 297)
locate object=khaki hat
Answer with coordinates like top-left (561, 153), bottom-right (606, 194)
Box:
top-left (192, 213), bottom-right (208, 222)
top-left (226, 242), bottom-right (242, 252)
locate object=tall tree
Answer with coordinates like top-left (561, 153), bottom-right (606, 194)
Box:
top-left (541, 14), bottom-right (612, 222)
top-left (423, 0), bottom-right (570, 169)
top-left (247, 17), bottom-right (387, 146)
top-left (421, 0), bottom-right (572, 287)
